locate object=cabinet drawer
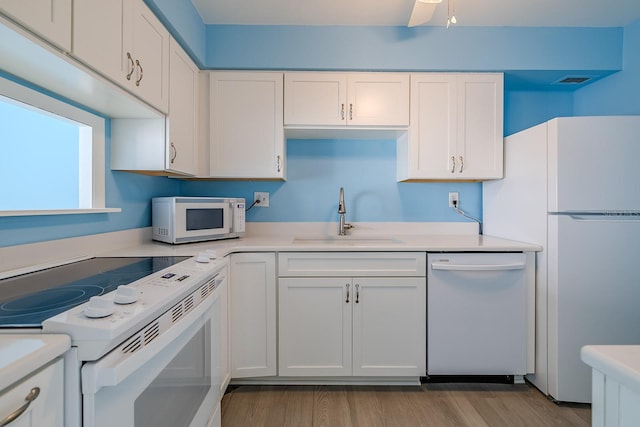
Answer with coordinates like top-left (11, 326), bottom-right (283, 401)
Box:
top-left (278, 252), bottom-right (426, 277)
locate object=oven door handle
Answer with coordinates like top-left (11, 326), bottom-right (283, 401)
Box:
top-left (82, 292), bottom-right (216, 394)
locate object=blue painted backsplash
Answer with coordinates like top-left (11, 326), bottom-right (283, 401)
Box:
top-left (181, 139), bottom-right (481, 224)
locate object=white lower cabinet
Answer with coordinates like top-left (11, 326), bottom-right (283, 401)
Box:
top-left (278, 252), bottom-right (426, 378)
top-left (229, 253), bottom-right (277, 378)
top-left (0, 358), bottom-right (64, 427)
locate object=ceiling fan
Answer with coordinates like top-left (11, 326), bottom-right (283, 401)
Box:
top-left (408, 0), bottom-right (457, 27)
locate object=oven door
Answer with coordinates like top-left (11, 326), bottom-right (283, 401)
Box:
top-left (175, 202), bottom-right (231, 242)
top-left (81, 291), bottom-right (219, 427)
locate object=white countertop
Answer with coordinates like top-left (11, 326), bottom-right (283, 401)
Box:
top-left (99, 233), bottom-right (541, 258)
top-left (581, 345), bottom-right (640, 394)
top-left (0, 334), bottom-right (70, 392)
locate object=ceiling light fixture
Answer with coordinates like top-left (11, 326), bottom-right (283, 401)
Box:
top-left (417, 0), bottom-right (442, 3)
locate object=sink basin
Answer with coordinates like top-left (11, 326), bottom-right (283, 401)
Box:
top-left (292, 235), bottom-right (403, 245)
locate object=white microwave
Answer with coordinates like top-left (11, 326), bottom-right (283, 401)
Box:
top-left (152, 196), bottom-right (245, 244)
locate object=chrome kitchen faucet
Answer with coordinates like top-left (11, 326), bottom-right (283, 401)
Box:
top-left (338, 187), bottom-right (353, 236)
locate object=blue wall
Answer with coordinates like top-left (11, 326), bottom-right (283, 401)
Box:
top-left (574, 19), bottom-right (640, 115)
top-left (2, 8), bottom-right (640, 247)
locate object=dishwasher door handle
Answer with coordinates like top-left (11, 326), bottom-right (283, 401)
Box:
top-left (431, 262), bottom-right (525, 271)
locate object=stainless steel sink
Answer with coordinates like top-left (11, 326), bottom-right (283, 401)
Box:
top-left (292, 235), bottom-right (403, 245)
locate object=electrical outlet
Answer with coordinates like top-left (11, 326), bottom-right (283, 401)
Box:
top-left (254, 192), bottom-right (270, 208)
top-left (448, 192), bottom-right (459, 208)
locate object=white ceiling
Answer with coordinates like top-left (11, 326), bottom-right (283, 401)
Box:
top-left (191, 0), bottom-right (640, 27)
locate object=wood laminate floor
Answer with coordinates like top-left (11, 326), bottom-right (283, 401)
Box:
top-left (221, 382), bottom-right (591, 427)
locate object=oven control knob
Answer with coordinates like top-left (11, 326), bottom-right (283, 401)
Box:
top-left (205, 249), bottom-right (217, 259)
top-left (195, 253), bottom-right (210, 263)
top-left (114, 285), bottom-right (139, 304)
top-left (84, 296), bottom-right (115, 318)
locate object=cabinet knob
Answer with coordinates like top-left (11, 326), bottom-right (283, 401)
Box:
top-left (170, 142), bottom-right (177, 164)
top-left (345, 283), bottom-right (350, 303)
top-left (276, 155), bottom-right (282, 172)
top-left (349, 103), bottom-right (353, 121)
top-left (355, 283), bottom-right (360, 303)
top-left (341, 104), bottom-right (345, 120)
top-left (450, 156), bottom-right (456, 173)
top-left (135, 59), bottom-right (144, 86)
top-left (126, 52), bottom-right (135, 81)
top-left (459, 156), bottom-right (464, 173)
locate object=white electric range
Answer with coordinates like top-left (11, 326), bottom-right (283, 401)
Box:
top-left (0, 253), bottom-right (227, 427)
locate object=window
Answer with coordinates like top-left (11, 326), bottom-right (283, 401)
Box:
top-left (0, 75), bottom-right (118, 216)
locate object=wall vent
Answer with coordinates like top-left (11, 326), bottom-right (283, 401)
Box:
top-left (555, 76), bottom-right (591, 84)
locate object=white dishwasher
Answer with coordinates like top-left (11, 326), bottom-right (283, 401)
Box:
top-left (427, 253), bottom-right (528, 377)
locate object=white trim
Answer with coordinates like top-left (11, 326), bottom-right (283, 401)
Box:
top-left (0, 73), bottom-right (111, 212)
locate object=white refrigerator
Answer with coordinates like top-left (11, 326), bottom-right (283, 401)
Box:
top-left (483, 116), bottom-right (640, 403)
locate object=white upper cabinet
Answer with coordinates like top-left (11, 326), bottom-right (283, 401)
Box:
top-left (167, 38), bottom-right (198, 175)
top-left (284, 72), bottom-right (409, 127)
top-left (72, 0), bottom-right (169, 113)
top-left (209, 71), bottom-right (285, 179)
top-left (0, 0), bottom-right (71, 51)
top-left (397, 73), bottom-right (504, 181)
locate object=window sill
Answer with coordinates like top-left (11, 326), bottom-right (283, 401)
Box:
top-left (0, 208), bottom-right (122, 217)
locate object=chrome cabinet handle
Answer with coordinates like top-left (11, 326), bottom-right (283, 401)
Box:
top-left (276, 155), bottom-right (281, 172)
top-left (349, 103), bottom-right (353, 120)
top-left (170, 142), bottom-right (177, 164)
top-left (345, 284), bottom-right (350, 303)
top-left (355, 284), bottom-right (360, 304)
top-left (459, 156), bottom-right (464, 173)
top-left (341, 104), bottom-right (345, 120)
top-left (1, 387), bottom-right (40, 426)
top-left (126, 52), bottom-right (135, 81)
top-left (450, 156), bottom-right (456, 173)
top-left (135, 60), bottom-right (143, 86)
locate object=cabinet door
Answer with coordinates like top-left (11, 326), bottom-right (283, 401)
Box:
top-left (279, 277), bottom-right (352, 376)
top-left (456, 73), bottom-right (504, 180)
top-left (399, 73), bottom-right (503, 181)
top-left (0, 359), bottom-right (64, 427)
top-left (352, 277), bottom-right (426, 376)
top-left (347, 73), bottom-right (409, 126)
top-left (167, 38), bottom-right (198, 175)
top-left (0, 0), bottom-right (71, 51)
top-left (210, 72), bottom-right (284, 179)
top-left (403, 73), bottom-right (457, 179)
top-left (131, 0), bottom-right (169, 113)
top-left (229, 253), bottom-right (277, 378)
top-left (284, 72), bottom-right (347, 126)
top-left (72, 0), bottom-right (130, 86)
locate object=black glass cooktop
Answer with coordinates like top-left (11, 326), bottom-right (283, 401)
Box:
top-left (0, 256), bottom-right (189, 328)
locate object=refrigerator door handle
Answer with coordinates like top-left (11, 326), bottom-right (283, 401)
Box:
top-left (431, 262), bottom-right (526, 271)
top-left (554, 212), bottom-right (640, 222)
